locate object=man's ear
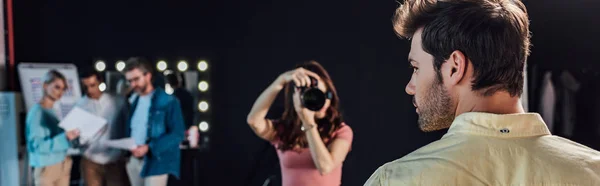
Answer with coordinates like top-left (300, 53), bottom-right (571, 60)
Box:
top-left (444, 50), bottom-right (468, 85)
top-left (145, 72), bottom-right (153, 81)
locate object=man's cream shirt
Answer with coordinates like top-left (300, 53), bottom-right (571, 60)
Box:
top-left (365, 112), bottom-right (600, 185)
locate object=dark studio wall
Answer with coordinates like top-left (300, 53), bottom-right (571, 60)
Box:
top-left (524, 0), bottom-right (600, 150)
top-left (12, 0), bottom-right (600, 186)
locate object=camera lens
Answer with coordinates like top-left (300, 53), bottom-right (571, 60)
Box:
top-left (302, 88), bottom-right (326, 111)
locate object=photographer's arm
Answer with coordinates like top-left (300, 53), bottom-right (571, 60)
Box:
top-left (247, 68), bottom-right (320, 141)
top-left (304, 121), bottom-right (352, 176)
top-left (246, 76), bottom-right (287, 141)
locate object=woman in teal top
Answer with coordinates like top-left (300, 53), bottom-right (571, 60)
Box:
top-left (26, 70), bottom-right (80, 186)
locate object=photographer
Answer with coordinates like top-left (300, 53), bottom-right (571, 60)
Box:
top-left (247, 61), bottom-right (353, 186)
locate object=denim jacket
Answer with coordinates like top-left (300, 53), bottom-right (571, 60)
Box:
top-left (127, 88), bottom-right (185, 178)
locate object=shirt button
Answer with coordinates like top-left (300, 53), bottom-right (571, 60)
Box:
top-left (500, 128), bottom-right (510, 133)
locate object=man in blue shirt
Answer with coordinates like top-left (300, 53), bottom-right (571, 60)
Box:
top-left (123, 57), bottom-right (185, 186)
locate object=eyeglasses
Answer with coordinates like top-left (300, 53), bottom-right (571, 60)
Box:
top-left (126, 72), bottom-right (149, 84)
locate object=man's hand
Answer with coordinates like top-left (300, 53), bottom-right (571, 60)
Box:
top-left (131, 145), bottom-right (149, 158)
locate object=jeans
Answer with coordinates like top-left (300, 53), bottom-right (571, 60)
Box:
top-left (125, 157), bottom-right (168, 186)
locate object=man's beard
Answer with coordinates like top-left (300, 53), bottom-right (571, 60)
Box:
top-left (417, 78), bottom-right (455, 132)
top-left (134, 84), bottom-right (148, 94)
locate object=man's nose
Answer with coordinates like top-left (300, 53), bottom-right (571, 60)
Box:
top-left (405, 81), bottom-right (416, 95)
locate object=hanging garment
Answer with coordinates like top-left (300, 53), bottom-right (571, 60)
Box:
top-left (539, 72), bottom-right (556, 132)
top-left (557, 71), bottom-right (581, 137)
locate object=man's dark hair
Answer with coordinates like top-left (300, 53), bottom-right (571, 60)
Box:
top-left (79, 68), bottom-right (103, 82)
top-left (165, 73), bottom-right (182, 87)
top-left (394, 0), bottom-right (531, 96)
top-left (124, 57), bottom-right (152, 74)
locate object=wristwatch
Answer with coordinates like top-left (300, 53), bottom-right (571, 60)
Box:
top-left (301, 124), bottom-right (315, 132)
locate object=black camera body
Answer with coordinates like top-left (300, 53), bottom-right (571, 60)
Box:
top-left (296, 77), bottom-right (332, 111)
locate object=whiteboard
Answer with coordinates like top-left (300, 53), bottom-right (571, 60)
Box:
top-left (17, 63), bottom-right (82, 119)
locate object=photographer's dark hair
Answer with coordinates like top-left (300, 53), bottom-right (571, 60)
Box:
top-left (394, 0), bottom-right (531, 96)
top-left (79, 68), bottom-right (103, 82)
top-left (124, 57), bottom-right (152, 74)
top-left (276, 60), bottom-right (343, 151)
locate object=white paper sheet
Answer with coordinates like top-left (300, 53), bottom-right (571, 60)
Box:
top-left (58, 107), bottom-right (107, 138)
top-left (103, 138), bottom-right (137, 150)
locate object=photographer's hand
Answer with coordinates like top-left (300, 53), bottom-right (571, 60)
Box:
top-left (247, 67), bottom-right (319, 142)
top-left (293, 87), bottom-right (316, 125)
top-left (296, 85), bottom-right (348, 176)
top-left (279, 67), bottom-right (321, 88)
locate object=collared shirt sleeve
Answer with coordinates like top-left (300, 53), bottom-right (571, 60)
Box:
top-left (365, 156), bottom-right (490, 186)
top-left (364, 165), bottom-right (388, 186)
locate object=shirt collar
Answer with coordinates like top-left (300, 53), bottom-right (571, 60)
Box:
top-left (444, 112), bottom-right (551, 138)
top-left (140, 90), bottom-right (155, 99)
top-left (98, 93), bottom-right (108, 102)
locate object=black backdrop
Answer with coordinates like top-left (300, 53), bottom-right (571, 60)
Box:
top-left (12, 0), bottom-right (600, 185)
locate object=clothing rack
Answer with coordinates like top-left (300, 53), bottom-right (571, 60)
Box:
top-left (531, 64), bottom-right (600, 76)
top-left (529, 63), bottom-right (600, 150)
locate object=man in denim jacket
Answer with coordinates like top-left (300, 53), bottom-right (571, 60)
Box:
top-left (123, 57), bottom-right (185, 186)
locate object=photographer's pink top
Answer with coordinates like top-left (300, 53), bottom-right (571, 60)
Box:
top-left (270, 123), bottom-right (353, 186)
